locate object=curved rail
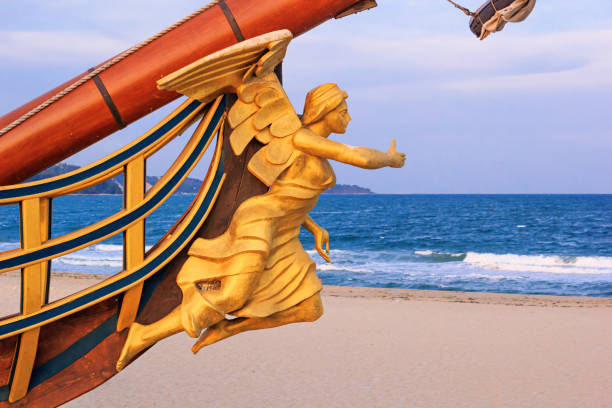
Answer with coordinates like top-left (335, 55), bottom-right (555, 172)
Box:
top-left (0, 108), bottom-right (226, 340)
top-left (0, 99), bottom-right (204, 203)
top-left (0, 99), bottom-right (224, 273)
top-left (0, 95), bottom-right (227, 402)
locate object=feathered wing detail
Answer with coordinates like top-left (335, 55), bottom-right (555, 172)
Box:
top-left (230, 75), bottom-right (301, 186)
top-left (157, 30), bottom-right (292, 104)
top-left (157, 29), bottom-right (301, 186)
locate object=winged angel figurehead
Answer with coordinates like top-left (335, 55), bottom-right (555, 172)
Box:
top-left (117, 30), bottom-right (405, 370)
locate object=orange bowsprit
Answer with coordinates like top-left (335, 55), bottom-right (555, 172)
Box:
top-left (0, 0), bottom-right (372, 186)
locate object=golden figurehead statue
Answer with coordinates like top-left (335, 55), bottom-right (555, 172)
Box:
top-left (117, 30), bottom-right (405, 370)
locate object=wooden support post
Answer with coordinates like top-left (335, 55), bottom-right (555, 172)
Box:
top-left (39, 199), bottom-right (51, 304)
top-left (117, 156), bottom-right (146, 331)
top-left (9, 198), bottom-right (50, 402)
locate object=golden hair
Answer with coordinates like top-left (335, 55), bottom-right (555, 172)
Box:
top-left (301, 83), bottom-right (348, 125)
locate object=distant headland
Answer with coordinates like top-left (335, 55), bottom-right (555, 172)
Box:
top-left (324, 184), bottom-right (373, 194)
top-left (28, 163), bottom-right (201, 195)
top-left (29, 164), bottom-right (373, 195)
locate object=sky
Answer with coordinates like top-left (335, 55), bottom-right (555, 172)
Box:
top-left (0, 1), bottom-right (611, 193)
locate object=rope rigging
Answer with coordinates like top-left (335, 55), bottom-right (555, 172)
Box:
top-left (445, 0), bottom-right (476, 17)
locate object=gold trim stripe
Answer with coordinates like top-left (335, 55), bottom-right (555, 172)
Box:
top-left (0, 104), bottom-right (225, 340)
top-left (0, 102), bottom-right (216, 274)
top-left (0, 99), bottom-right (204, 204)
top-left (9, 198), bottom-right (49, 401)
top-left (116, 155), bottom-right (146, 331)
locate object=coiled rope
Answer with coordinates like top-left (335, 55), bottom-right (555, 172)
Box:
top-left (0, 0), bottom-right (221, 137)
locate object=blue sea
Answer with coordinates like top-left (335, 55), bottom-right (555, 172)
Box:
top-left (1, 194), bottom-right (611, 297)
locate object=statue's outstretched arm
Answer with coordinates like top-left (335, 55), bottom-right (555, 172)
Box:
top-left (293, 130), bottom-right (406, 169)
top-left (302, 215), bottom-right (330, 262)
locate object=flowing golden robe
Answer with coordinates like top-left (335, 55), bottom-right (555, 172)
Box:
top-left (179, 152), bottom-right (335, 318)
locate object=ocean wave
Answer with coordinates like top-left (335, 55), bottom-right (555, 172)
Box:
top-left (414, 250), bottom-right (466, 262)
top-left (306, 249), bottom-right (352, 256)
top-left (55, 257), bottom-right (122, 268)
top-left (93, 244), bottom-right (153, 252)
top-left (443, 273), bottom-right (515, 281)
top-left (93, 244), bottom-right (123, 252)
top-left (0, 241), bottom-right (20, 250)
top-left (316, 264), bottom-right (374, 273)
top-left (308, 248), bottom-right (612, 276)
top-left (463, 252), bottom-right (612, 275)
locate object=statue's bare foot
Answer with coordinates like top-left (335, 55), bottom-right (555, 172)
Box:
top-left (116, 322), bottom-right (146, 371)
top-left (191, 320), bottom-right (231, 353)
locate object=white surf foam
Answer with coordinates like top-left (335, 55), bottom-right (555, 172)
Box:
top-left (306, 249), bottom-right (352, 256)
top-left (316, 263), bottom-right (374, 273)
top-left (415, 250), bottom-right (465, 258)
top-left (94, 243), bottom-right (152, 252)
top-left (55, 256), bottom-right (122, 268)
top-left (55, 246), bottom-right (123, 270)
top-left (0, 242), bottom-right (20, 251)
top-left (93, 244), bottom-right (123, 252)
top-left (463, 252), bottom-right (612, 275)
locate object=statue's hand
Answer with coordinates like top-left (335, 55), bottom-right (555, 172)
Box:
top-left (314, 228), bottom-right (331, 263)
top-left (386, 140), bottom-right (406, 168)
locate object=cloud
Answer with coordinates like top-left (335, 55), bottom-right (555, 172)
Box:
top-left (288, 28), bottom-right (612, 93)
top-left (0, 31), bottom-right (128, 65)
top-left (440, 30), bottom-right (612, 92)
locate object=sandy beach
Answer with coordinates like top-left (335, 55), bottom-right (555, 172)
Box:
top-left (1, 272), bottom-right (611, 407)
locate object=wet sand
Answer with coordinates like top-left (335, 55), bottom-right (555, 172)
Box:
top-left (1, 272), bottom-right (611, 407)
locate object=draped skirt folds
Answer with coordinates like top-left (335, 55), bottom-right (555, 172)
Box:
top-left (177, 190), bottom-right (323, 319)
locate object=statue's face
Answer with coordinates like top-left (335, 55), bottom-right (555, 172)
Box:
top-left (325, 100), bottom-right (351, 134)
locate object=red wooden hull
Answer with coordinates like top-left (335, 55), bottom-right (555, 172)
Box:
top-left (0, 0), bottom-right (363, 185)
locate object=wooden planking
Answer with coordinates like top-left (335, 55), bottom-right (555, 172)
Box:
top-left (9, 198), bottom-right (49, 402)
top-left (0, 298), bottom-right (123, 408)
top-left (34, 298), bottom-right (119, 369)
top-left (116, 156), bottom-right (146, 331)
top-left (0, 336), bottom-right (18, 389)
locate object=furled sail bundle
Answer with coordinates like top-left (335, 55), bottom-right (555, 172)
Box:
top-left (469, 0), bottom-right (536, 40)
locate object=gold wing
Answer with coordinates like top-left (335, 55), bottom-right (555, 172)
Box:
top-left (157, 30), bottom-right (301, 186)
top-left (228, 75), bottom-right (301, 185)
